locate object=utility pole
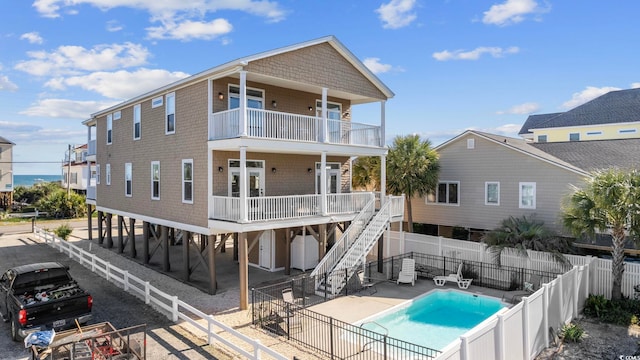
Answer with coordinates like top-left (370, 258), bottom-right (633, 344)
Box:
top-left (67, 144), bottom-right (72, 196)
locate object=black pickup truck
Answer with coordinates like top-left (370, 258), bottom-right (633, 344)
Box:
top-left (0, 262), bottom-right (93, 341)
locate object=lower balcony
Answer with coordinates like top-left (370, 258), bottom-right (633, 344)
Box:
top-left (209, 192), bottom-right (387, 223)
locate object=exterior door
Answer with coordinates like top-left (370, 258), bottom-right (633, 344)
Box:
top-left (228, 160), bottom-right (265, 198)
top-left (230, 85), bottom-right (264, 136)
top-left (317, 101), bottom-right (342, 143)
top-left (259, 230), bottom-right (274, 270)
top-left (316, 163), bottom-right (341, 194)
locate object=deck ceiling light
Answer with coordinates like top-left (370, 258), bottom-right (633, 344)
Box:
top-left (272, 100), bottom-right (277, 108)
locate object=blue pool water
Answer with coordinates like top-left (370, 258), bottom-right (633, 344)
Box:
top-left (360, 289), bottom-right (505, 351)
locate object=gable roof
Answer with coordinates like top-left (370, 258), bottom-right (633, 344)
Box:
top-left (0, 136), bottom-right (15, 145)
top-left (518, 88), bottom-right (640, 135)
top-left (436, 130), bottom-right (590, 176)
top-left (531, 138), bottom-right (640, 172)
top-left (89, 35), bottom-right (393, 120)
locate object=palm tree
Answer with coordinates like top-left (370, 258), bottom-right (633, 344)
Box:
top-left (352, 156), bottom-right (381, 191)
top-left (482, 215), bottom-right (572, 268)
top-left (562, 169), bottom-right (640, 300)
top-left (386, 134), bottom-right (440, 233)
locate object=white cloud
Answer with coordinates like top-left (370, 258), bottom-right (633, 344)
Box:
top-left (20, 32), bottom-right (44, 44)
top-left (0, 75), bottom-right (18, 91)
top-left (497, 102), bottom-right (540, 115)
top-left (376, 0), bottom-right (417, 29)
top-left (561, 86), bottom-right (621, 109)
top-left (631, 83), bottom-right (640, 89)
top-left (147, 18), bottom-right (233, 41)
top-left (14, 42), bottom-right (150, 76)
top-left (363, 58), bottom-right (393, 74)
top-left (433, 46), bottom-right (519, 61)
top-left (20, 99), bottom-right (119, 119)
top-left (46, 68), bottom-right (190, 99)
top-left (33, 0), bottom-right (286, 23)
top-left (482, 0), bottom-right (546, 26)
top-left (106, 20), bottom-right (123, 32)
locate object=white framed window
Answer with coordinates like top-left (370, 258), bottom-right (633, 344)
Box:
top-left (106, 114), bottom-right (113, 144)
top-left (96, 164), bottom-right (100, 184)
top-left (485, 182), bottom-right (500, 205)
top-left (467, 139), bottom-right (475, 149)
top-left (133, 104), bottom-right (141, 140)
top-left (113, 111), bottom-right (121, 120)
top-left (165, 92), bottom-right (175, 134)
top-left (537, 135), bottom-right (547, 143)
top-left (152, 96), bottom-right (163, 108)
top-left (427, 181), bottom-right (460, 205)
top-left (519, 182), bottom-right (536, 209)
top-left (151, 161), bottom-right (160, 200)
top-left (125, 163), bottom-right (132, 197)
top-left (182, 159), bottom-right (193, 204)
top-left (569, 133), bottom-right (580, 141)
top-left (106, 164), bottom-right (111, 186)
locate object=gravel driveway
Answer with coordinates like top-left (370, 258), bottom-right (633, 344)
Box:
top-left (0, 232), bottom-right (232, 360)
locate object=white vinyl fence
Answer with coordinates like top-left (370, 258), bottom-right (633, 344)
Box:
top-left (34, 227), bottom-right (287, 360)
top-left (385, 230), bottom-right (639, 360)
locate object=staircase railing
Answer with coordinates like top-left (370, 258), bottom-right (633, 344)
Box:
top-left (310, 193), bottom-right (375, 282)
top-left (323, 199), bottom-right (395, 295)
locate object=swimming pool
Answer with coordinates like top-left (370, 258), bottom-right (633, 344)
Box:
top-left (358, 289), bottom-right (506, 351)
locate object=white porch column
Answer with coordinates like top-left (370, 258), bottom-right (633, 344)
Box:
top-left (240, 71), bottom-right (247, 136)
top-left (207, 147), bottom-right (212, 219)
top-left (380, 100), bottom-right (386, 147)
top-left (380, 155), bottom-right (387, 205)
top-left (240, 147), bottom-right (248, 222)
top-left (322, 87), bottom-right (328, 143)
top-left (320, 151), bottom-right (327, 215)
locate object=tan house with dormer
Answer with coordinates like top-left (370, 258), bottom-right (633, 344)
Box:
top-left (83, 36), bottom-right (404, 309)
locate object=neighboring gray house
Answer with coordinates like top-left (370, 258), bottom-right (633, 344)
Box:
top-left (411, 130), bottom-right (640, 240)
top-left (0, 136), bottom-right (15, 211)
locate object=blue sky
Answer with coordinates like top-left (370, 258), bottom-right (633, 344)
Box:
top-left (1, 0), bottom-right (639, 175)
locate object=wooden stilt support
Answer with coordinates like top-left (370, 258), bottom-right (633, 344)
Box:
top-left (233, 233), bottom-right (239, 261)
top-left (183, 231), bottom-right (191, 282)
top-left (106, 213), bottom-right (113, 248)
top-left (117, 215), bottom-right (124, 253)
top-left (97, 211), bottom-right (104, 244)
top-left (377, 233), bottom-right (384, 273)
top-left (238, 232), bottom-right (248, 310)
top-left (162, 225), bottom-right (170, 271)
top-left (87, 205), bottom-right (93, 241)
top-left (143, 221), bottom-right (150, 264)
top-left (208, 235), bottom-right (217, 295)
top-left (129, 218), bottom-right (136, 258)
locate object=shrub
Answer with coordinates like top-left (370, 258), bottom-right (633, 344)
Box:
top-left (584, 294), bottom-right (609, 318)
top-left (560, 323), bottom-right (584, 342)
top-left (54, 224), bottom-right (73, 240)
top-left (37, 190), bottom-right (86, 219)
top-left (583, 294), bottom-right (640, 326)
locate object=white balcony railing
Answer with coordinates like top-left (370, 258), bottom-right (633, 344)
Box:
top-left (209, 108), bottom-right (381, 146)
top-left (209, 193), bottom-right (373, 223)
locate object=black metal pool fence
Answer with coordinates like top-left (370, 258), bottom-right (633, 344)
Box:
top-left (251, 252), bottom-right (561, 359)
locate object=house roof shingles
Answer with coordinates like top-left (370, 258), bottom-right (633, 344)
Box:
top-left (518, 88), bottom-right (640, 135)
top-left (531, 138), bottom-right (640, 172)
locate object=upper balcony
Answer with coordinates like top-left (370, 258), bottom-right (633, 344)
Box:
top-left (209, 108), bottom-right (382, 147)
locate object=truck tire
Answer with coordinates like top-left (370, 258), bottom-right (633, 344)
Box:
top-left (10, 316), bottom-right (19, 342)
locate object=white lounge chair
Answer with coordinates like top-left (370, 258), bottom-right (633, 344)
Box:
top-left (397, 258), bottom-right (416, 286)
top-left (433, 263), bottom-right (473, 289)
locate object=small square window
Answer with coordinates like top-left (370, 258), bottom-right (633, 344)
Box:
top-left (569, 133), bottom-right (580, 141)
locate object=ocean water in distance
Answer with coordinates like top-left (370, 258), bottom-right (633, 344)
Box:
top-left (13, 175), bottom-right (62, 187)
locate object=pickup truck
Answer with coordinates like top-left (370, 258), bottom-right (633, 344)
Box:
top-left (0, 262), bottom-right (93, 341)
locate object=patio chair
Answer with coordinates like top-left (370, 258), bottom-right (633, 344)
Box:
top-left (397, 258), bottom-right (416, 286)
top-left (433, 263), bottom-right (473, 289)
top-left (279, 288), bottom-right (302, 329)
top-left (503, 274), bottom-right (542, 303)
top-left (358, 269), bottom-right (377, 295)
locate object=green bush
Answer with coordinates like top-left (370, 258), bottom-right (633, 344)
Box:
top-left (561, 323), bottom-right (584, 342)
top-left (584, 294), bottom-right (609, 318)
top-left (36, 190), bottom-right (86, 219)
top-left (54, 224), bottom-right (73, 240)
top-left (583, 294), bottom-right (640, 326)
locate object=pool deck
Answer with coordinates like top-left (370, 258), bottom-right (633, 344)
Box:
top-left (308, 276), bottom-right (510, 324)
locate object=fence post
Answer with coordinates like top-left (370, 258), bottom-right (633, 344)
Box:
top-left (438, 236), bottom-right (443, 256)
top-left (254, 339), bottom-right (262, 359)
top-left (573, 266), bottom-right (579, 317)
top-left (172, 296), bottom-right (179, 322)
top-left (302, 277), bottom-right (307, 307)
top-left (106, 262), bottom-right (111, 282)
top-left (145, 282), bottom-right (150, 305)
top-left (460, 335), bottom-right (469, 360)
top-left (522, 297), bottom-right (530, 360)
top-left (496, 313), bottom-right (505, 360)
top-left (557, 274), bottom-right (564, 323)
top-left (124, 271), bottom-right (129, 292)
top-left (329, 317), bottom-right (334, 359)
top-left (543, 283), bottom-right (549, 348)
top-left (208, 315), bottom-right (214, 345)
top-left (91, 254), bottom-right (96, 272)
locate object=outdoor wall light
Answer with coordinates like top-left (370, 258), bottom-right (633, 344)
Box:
top-left (307, 168), bottom-right (313, 174)
top-left (272, 100), bottom-right (277, 108)
top-left (218, 166), bottom-right (224, 172)
top-left (308, 106), bottom-right (313, 112)
top-left (272, 167), bottom-right (277, 173)
top-left (218, 92), bottom-right (224, 101)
